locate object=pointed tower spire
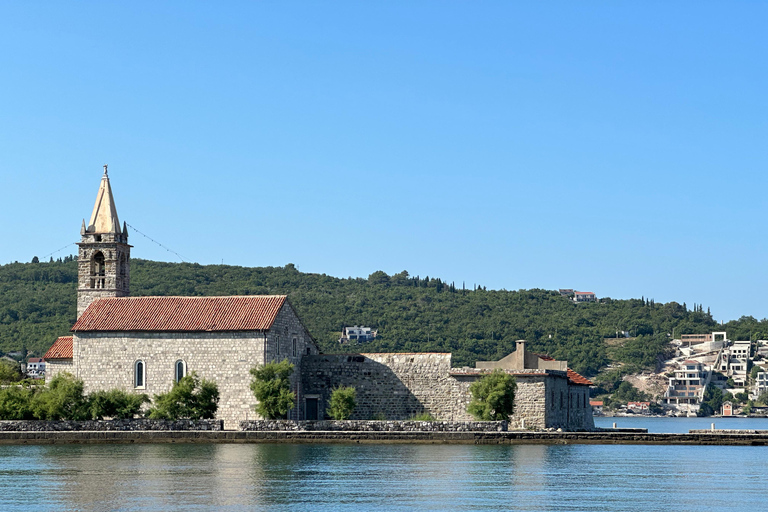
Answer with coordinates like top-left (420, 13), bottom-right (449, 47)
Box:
top-left (122, 221), bottom-right (128, 239)
top-left (77, 167), bottom-right (131, 318)
top-left (87, 165), bottom-right (121, 233)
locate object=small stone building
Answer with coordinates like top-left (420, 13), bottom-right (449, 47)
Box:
top-left (301, 341), bottom-right (594, 430)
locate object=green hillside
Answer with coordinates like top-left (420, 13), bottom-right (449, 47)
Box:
top-left (2, 258), bottom-right (766, 382)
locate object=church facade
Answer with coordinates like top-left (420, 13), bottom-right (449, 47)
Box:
top-left (45, 169), bottom-right (594, 431)
top-left (45, 168), bottom-right (319, 428)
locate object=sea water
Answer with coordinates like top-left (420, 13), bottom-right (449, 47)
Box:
top-left (2, 419), bottom-right (767, 512)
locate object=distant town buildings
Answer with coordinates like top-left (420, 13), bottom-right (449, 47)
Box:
top-left (627, 401), bottom-right (651, 414)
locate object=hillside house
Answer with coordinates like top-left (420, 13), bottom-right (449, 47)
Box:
top-left (573, 291), bottom-right (596, 303)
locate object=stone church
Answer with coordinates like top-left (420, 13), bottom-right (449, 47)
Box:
top-left (45, 168), bottom-right (594, 430)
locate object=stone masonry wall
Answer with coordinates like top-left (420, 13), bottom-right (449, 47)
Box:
top-left (0, 419), bottom-right (223, 431)
top-left (301, 353), bottom-right (467, 420)
top-left (76, 236), bottom-right (130, 318)
top-left (240, 420), bottom-right (508, 432)
top-left (44, 359), bottom-right (73, 384)
top-left (301, 358), bottom-right (594, 430)
top-left (72, 302), bottom-right (320, 429)
top-left (74, 330), bottom-right (267, 430)
top-left (264, 302), bottom-right (320, 420)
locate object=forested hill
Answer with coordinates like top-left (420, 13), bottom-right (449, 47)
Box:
top-left (2, 258), bottom-right (767, 378)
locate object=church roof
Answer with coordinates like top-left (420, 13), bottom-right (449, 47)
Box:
top-left (87, 166), bottom-right (121, 234)
top-left (44, 336), bottom-right (73, 360)
top-left (72, 296), bottom-right (288, 332)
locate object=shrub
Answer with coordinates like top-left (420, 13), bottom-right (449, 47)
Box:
top-left (0, 385), bottom-right (38, 420)
top-left (0, 360), bottom-right (23, 384)
top-left (89, 389), bottom-right (150, 419)
top-left (467, 370), bottom-right (516, 421)
top-left (250, 359), bottom-right (295, 419)
top-left (31, 373), bottom-right (90, 420)
top-left (147, 373), bottom-right (219, 420)
top-left (327, 386), bottom-right (356, 420)
top-left (409, 412), bottom-right (435, 421)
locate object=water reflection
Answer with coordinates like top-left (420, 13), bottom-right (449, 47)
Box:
top-left (1, 443), bottom-right (768, 511)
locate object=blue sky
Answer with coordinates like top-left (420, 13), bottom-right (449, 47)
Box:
top-left (1, 2), bottom-right (766, 322)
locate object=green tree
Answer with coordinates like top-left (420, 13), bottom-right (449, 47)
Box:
top-left (0, 360), bottom-right (23, 384)
top-left (31, 373), bottom-right (90, 420)
top-left (467, 370), bottom-right (516, 421)
top-left (147, 373), bottom-right (219, 420)
top-left (89, 389), bottom-right (150, 419)
top-left (0, 385), bottom-right (37, 420)
top-left (327, 386), bottom-right (356, 420)
top-left (700, 383), bottom-right (725, 416)
top-left (250, 359), bottom-right (296, 419)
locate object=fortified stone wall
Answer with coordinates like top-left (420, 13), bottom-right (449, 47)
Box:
top-left (301, 357), bottom-right (595, 430)
top-left (301, 353), bottom-right (470, 420)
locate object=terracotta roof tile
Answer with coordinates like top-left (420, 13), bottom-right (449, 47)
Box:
top-left (72, 296), bottom-right (287, 332)
top-left (567, 368), bottom-right (593, 386)
top-left (534, 353), bottom-right (593, 385)
top-left (44, 336), bottom-right (73, 360)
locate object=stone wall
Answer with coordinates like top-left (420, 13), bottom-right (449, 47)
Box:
top-left (0, 419), bottom-right (223, 431)
top-left (74, 330), bottom-right (267, 430)
top-left (264, 302), bottom-right (320, 420)
top-left (44, 359), bottom-right (73, 384)
top-left (72, 302), bottom-right (319, 429)
top-left (76, 235), bottom-right (130, 318)
top-left (301, 353), bottom-right (469, 420)
top-left (240, 420), bottom-right (508, 432)
top-left (568, 384), bottom-right (595, 430)
top-left (301, 357), bottom-right (594, 430)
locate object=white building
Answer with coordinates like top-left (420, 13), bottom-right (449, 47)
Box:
top-left (719, 340), bottom-right (750, 387)
top-left (26, 357), bottom-right (45, 378)
top-left (663, 360), bottom-right (707, 408)
top-left (339, 326), bottom-right (377, 343)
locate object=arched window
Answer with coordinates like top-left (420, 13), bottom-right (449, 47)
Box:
top-left (92, 251), bottom-right (106, 289)
top-left (175, 360), bottom-right (186, 382)
top-left (134, 360), bottom-right (145, 388)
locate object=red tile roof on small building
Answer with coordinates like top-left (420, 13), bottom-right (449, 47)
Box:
top-left (589, 400), bottom-right (604, 406)
top-left (567, 369), bottom-right (593, 386)
top-left (27, 358), bottom-right (44, 363)
top-left (44, 336), bottom-right (73, 360)
top-left (535, 354), bottom-right (593, 385)
top-left (72, 296), bottom-right (287, 332)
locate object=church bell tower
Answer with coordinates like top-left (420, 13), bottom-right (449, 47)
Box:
top-left (77, 165), bottom-right (132, 318)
